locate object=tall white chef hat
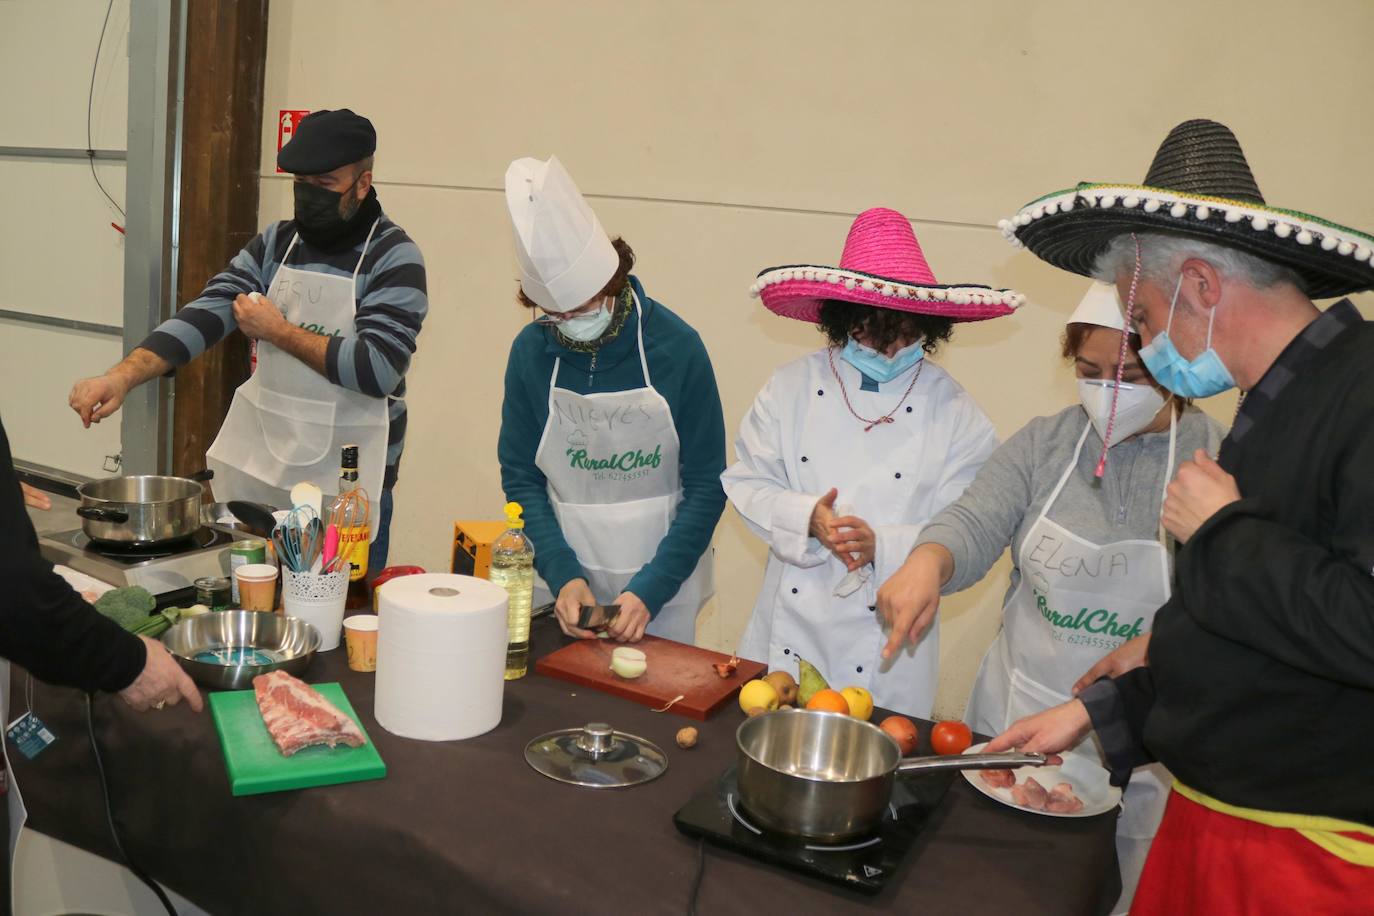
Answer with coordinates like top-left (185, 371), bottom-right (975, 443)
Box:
top-left (504, 155), bottom-right (618, 314)
top-left (1067, 281), bottom-right (1131, 332)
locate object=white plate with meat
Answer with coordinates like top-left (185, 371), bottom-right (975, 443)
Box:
top-left (961, 742), bottom-right (1121, 818)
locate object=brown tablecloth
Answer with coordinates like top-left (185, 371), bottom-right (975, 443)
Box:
top-left (10, 617), bottom-right (1119, 914)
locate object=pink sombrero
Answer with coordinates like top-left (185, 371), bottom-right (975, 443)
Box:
top-left (749, 207), bottom-right (1024, 322)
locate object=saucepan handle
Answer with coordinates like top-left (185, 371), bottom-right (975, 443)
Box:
top-left (895, 752), bottom-right (1047, 776)
top-left (77, 506), bottom-right (130, 524)
top-left (187, 468), bottom-right (215, 483)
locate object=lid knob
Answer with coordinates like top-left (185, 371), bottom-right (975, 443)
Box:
top-left (574, 722), bottom-right (616, 758)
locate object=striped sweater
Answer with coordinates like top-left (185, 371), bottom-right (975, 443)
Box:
top-left (138, 206), bottom-right (427, 488)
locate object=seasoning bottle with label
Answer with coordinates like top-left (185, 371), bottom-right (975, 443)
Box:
top-left (334, 445), bottom-right (372, 610)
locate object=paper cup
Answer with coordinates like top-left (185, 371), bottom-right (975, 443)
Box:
top-left (235, 564), bottom-right (278, 613)
top-left (344, 615), bottom-right (379, 672)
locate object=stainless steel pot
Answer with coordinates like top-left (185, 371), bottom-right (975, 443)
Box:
top-left (736, 709), bottom-right (1045, 841)
top-left (76, 470), bottom-right (213, 545)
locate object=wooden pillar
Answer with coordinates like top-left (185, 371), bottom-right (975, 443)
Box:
top-left (171, 0), bottom-right (270, 477)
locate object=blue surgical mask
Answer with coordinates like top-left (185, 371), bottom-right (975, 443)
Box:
top-left (840, 337), bottom-right (924, 383)
top-left (1138, 275), bottom-right (1235, 399)
top-left (555, 299), bottom-right (614, 342)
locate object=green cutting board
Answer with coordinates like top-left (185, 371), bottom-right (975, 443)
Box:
top-left (208, 682), bottom-right (386, 796)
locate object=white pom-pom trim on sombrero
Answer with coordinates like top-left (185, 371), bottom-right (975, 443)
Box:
top-left (748, 266), bottom-right (1027, 309)
top-left (997, 185), bottom-right (1374, 265)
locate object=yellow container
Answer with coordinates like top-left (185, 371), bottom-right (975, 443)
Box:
top-left (451, 519), bottom-right (510, 580)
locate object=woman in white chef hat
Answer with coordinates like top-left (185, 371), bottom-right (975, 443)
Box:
top-left (498, 156), bottom-right (727, 644)
top-left (877, 281), bottom-right (1225, 912)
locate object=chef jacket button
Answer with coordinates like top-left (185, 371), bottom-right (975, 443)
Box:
top-left (817, 389), bottom-right (824, 396)
top-left (906, 406), bottom-right (913, 413)
top-left (801, 456), bottom-right (808, 462)
top-left (783, 648), bottom-right (791, 655)
top-left (791, 587), bottom-right (798, 594)
top-left (894, 472), bottom-right (902, 479)
top-left (856, 666), bottom-right (864, 673)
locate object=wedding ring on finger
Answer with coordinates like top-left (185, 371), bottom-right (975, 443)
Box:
top-left (155, 700), bottom-right (166, 710)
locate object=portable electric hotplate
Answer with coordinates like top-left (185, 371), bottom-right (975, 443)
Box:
top-left (672, 765), bottom-right (956, 894)
top-left (39, 524), bottom-right (252, 596)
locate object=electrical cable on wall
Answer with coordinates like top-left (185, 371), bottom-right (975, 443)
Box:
top-left (88, 0), bottom-right (126, 222)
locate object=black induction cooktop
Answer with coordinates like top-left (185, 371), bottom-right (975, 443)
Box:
top-left (673, 765), bottom-right (956, 895)
top-left (45, 525), bottom-right (232, 565)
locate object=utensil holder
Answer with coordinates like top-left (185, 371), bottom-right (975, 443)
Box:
top-left (281, 570), bottom-right (349, 650)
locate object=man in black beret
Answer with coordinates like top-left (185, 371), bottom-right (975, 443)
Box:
top-left (70, 108), bottom-right (428, 576)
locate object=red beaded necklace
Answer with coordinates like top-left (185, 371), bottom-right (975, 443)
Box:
top-left (827, 347), bottom-right (925, 432)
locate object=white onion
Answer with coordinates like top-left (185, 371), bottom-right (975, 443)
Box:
top-left (609, 647), bottom-right (647, 679)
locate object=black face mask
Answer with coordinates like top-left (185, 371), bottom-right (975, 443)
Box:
top-left (293, 177), bottom-right (362, 246)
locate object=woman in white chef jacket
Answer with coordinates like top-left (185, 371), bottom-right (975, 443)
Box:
top-left (722, 208), bottom-right (1022, 717)
top-left (876, 282), bottom-right (1225, 913)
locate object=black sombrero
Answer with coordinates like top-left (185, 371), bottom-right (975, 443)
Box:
top-left (999, 119), bottom-right (1374, 298)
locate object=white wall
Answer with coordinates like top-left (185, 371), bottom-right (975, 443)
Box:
top-left (0, 0), bottom-right (129, 475)
top-left (257, 0), bottom-right (1374, 715)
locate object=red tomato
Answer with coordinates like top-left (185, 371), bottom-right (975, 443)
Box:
top-left (878, 715), bottom-right (920, 756)
top-left (930, 720), bottom-right (972, 755)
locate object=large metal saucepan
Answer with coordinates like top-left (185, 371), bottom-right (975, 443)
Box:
top-left (737, 709), bottom-right (1045, 841)
top-left (76, 470), bottom-right (213, 546)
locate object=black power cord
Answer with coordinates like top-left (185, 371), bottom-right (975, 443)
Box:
top-left (686, 837), bottom-right (706, 915)
top-left (84, 694), bottom-right (176, 916)
top-left (87, 0), bottom-right (126, 220)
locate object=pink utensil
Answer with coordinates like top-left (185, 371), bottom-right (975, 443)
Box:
top-left (322, 524), bottom-right (340, 573)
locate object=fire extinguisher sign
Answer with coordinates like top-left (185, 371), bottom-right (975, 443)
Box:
top-left (276, 110), bottom-right (311, 173)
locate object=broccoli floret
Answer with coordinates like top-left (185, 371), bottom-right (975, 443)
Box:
top-left (94, 586), bottom-right (158, 631)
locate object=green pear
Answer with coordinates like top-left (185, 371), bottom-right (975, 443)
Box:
top-left (796, 655), bottom-right (831, 706)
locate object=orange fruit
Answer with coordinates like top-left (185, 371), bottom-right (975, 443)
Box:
top-left (805, 689), bottom-right (850, 715)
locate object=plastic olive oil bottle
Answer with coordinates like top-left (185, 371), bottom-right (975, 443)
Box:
top-left (489, 502), bottom-right (535, 679)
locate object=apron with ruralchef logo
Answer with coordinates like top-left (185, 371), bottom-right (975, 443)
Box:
top-left (965, 417), bottom-right (1176, 914)
top-left (207, 225), bottom-right (388, 514)
top-left (534, 292), bottom-right (713, 643)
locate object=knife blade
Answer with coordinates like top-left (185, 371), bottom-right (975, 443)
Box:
top-left (576, 604), bottom-right (622, 632)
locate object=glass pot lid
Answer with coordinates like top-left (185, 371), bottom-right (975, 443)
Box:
top-left (524, 722), bottom-right (668, 789)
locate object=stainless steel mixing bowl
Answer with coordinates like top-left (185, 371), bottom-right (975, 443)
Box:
top-left (162, 611), bottom-right (319, 690)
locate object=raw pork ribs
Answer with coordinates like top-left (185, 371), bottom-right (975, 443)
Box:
top-left (253, 670), bottom-right (365, 756)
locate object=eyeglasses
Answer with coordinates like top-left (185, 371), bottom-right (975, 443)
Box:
top-left (532, 295), bottom-right (611, 326)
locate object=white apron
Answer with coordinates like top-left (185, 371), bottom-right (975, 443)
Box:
top-left (207, 224), bottom-right (388, 513)
top-left (1, 662), bottom-right (26, 908)
top-left (534, 293), bottom-right (713, 643)
top-left (966, 417), bottom-right (1176, 915)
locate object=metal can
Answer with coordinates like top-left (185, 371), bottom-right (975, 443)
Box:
top-left (229, 540), bottom-right (267, 604)
top-left (194, 576), bottom-right (232, 610)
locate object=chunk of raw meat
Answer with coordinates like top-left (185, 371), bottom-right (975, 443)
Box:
top-left (1046, 782), bottom-right (1084, 814)
top-left (253, 671), bottom-right (365, 757)
top-left (980, 769), bottom-right (1016, 790)
top-left (1011, 776), bottom-right (1049, 810)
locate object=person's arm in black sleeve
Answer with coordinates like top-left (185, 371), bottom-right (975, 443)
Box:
top-left (1079, 665), bottom-right (1157, 787)
top-left (0, 419), bottom-right (146, 693)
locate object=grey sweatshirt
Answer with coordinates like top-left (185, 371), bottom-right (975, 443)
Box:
top-left (919, 404), bottom-right (1226, 600)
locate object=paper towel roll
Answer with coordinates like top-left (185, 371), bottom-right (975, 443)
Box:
top-left (374, 573), bottom-right (509, 741)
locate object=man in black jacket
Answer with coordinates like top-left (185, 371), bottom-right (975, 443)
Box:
top-left (2, 417), bottom-right (200, 712)
top-left (988, 120), bottom-right (1374, 912)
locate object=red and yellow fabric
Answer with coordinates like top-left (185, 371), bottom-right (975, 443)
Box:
top-left (1132, 781), bottom-right (1374, 915)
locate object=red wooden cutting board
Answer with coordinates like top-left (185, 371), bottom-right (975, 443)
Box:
top-left (534, 636), bottom-right (767, 720)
